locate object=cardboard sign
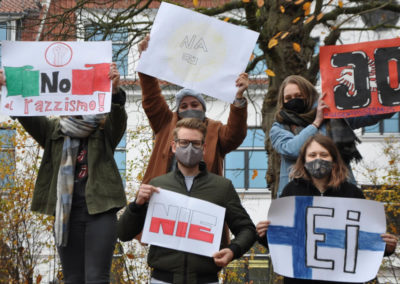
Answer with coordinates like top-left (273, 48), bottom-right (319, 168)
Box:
top-left (142, 188), bottom-right (226, 257)
top-left (1, 41), bottom-right (112, 116)
top-left (320, 38), bottom-right (400, 118)
top-left (136, 2), bottom-right (259, 103)
top-left (267, 196), bottom-right (386, 282)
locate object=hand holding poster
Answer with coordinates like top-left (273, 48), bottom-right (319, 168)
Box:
top-left (320, 37), bottom-right (400, 118)
top-left (267, 196), bottom-right (386, 283)
top-left (136, 2), bottom-right (259, 103)
top-left (1, 41), bottom-right (113, 116)
top-left (141, 188), bottom-right (226, 257)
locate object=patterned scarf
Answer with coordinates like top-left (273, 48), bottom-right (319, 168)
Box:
top-left (55, 114), bottom-right (105, 247)
top-left (278, 110), bottom-right (362, 164)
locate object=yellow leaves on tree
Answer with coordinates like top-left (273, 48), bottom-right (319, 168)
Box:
top-left (268, 38), bottom-right (278, 49)
top-left (265, 69), bottom-right (276, 77)
top-left (251, 169), bottom-right (258, 180)
top-left (257, 0), bottom-right (264, 8)
top-left (280, 5), bottom-right (285, 13)
top-left (242, 0), bottom-right (250, 3)
top-left (281, 31), bottom-right (289, 39)
top-left (224, 17), bottom-right (230, 22)
top-left (303, 2), bottom-right (311, 16)
top-left (293, 42), bottom-right (301, 53)
top-left (193, 0), bottom-right (198, 7)
top-left (292, 17), bottom-right (301, 24)
top-left (305, 15), bottom-right (315, 24)
top-left (294, 0), bottom-right (304, 4)
top-left (338, 0), bottom-right (343, 8)
top-left (317, 13), bottom-right (324, 21)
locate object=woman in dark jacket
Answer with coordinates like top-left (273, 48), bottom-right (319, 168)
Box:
top-left (257, 134), bottom-right (398, 284)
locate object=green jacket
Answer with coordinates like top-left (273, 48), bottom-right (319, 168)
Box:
top-left (117, 163), bottom-right (256, 284)
top-left (17, 98), bottom-right (127, 216)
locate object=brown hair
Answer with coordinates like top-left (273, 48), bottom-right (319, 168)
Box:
top-left (290, 134), bottom-right (349, 188)
top-left (173, 118), bottom-right (207, 142)
top-left (275, 75), bottom-right (320, 120)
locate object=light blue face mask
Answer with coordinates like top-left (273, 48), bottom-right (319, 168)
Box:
top-left (178, 109), bottom-right (205, 121)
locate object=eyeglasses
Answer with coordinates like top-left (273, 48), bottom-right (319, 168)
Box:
top-left (175, 139), bottom-right (203, 149)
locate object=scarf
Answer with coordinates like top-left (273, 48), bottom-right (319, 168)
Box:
top-left (55, 114), bottom-right (105, 247)
top-left (278, 109), bottom-right (362, 164)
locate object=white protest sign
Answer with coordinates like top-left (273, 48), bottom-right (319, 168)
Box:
top-left (136, 2), bottom-right (259, 103)
top-left (267, 196), bottom-right (386, 282)
top-left (1, 41), bottom-right (112, 116)
top-left (142, 188), bottom-right (226, 257)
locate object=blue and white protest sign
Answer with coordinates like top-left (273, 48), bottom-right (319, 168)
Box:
top-left (267, 196), bottom-right (386, 282)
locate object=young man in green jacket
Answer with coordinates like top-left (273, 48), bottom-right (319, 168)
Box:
top-left (118, 118), bottom-right (256, 284)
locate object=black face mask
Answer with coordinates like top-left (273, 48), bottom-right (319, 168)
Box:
top-left (283, 98), bottom-right (307, 114)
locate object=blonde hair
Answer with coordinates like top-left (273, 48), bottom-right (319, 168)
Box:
top-left (173, 118), bottom-right (207, 142)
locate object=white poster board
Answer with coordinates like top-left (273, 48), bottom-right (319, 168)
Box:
top-left (136, 2), bottom-right (259, 103)
top-left (142, 188), bottom-right (226, 257)
top-left (267, 196), bottom-right (386, 282)
top-left (1, 41), bottom-right (112, 116)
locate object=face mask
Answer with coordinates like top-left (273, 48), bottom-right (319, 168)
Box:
top-left (283, 98), bottom-right (307, 113)
top-left (175, 143), bottom-right (203, 168)
top-left (178, 109), bottom-right (205, 121)
top-left (304, 159), bottom-right (333, 179)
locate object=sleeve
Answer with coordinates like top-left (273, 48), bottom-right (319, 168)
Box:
top-left (16, 116), bottom-right (53, 148)
top-left (346, 112), bottom-right (396, 129)
top-left (225, 182), bottom-right (256, 259)
top-left (139, 72), bottom-right (173, 134)
top-left (217, 102), bottom-right (248, 155)
top-left (117, 202), bottom-right (148, 242)
top-left (104, 87), bottom-right (127, 149)
top-left (269, 122), bottom-right (318, 160)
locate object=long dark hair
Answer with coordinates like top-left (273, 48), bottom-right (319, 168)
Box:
top-left (290, 134), bottom-right (349, 188)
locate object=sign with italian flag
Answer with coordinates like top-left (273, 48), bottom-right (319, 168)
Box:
top-left (1, 41), bottom-right (113, 116)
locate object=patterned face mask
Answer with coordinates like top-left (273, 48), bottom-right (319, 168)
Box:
top-left (304, 159), bottom-right (333, 179)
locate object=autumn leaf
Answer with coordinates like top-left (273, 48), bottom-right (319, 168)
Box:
top-left (224, 17), bottom-right (230, 22)
top-left (242, 0), bottom-right (250, 3)
top-left (272, 31), bottom-right (282, 39)
top-left (303, 2), bottom-right (311, 16)
top-left (193, 0), bottom-right (198, 7)
top-left (251, 169), bottom-right (258, 180)
top-left (265, 69), bottom-right (276, 77)
top-left (292, 17), bottom-right (301, 24)
top-left (305, 15), bottom-right (315, 24)
top-left (280, 31), bottom-right (289, 39)
top-left (257, 0), bottom-right (264, 8)
top-left (250, 53), bottom-right (255, 61)
top-left (126, 253), bottom-right (135, 259)
top-left (268, 38), bottom-right (278, 49)
top-left (293, 42), bottom-right (301, 53)
top-left (36, 275), bottom-right (42, 284)
top-left (338, 0), bottom-right (343, 8)
top-left (280, 5), bottom-right (285, 13)
top-left (317, 13), bottom-right (324, 21)
top-left (294, 0), bottom-right (304, 4)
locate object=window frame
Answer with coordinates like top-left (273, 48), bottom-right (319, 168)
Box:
top-left (0, 128), bottom-right (16, 189)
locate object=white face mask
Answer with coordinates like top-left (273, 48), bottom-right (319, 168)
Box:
top-left (174, 143), bottom-right (203, 168)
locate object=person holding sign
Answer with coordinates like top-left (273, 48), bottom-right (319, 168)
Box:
top-left (256, 134), bottom-right (398, 284)
top-left (137, 35), bottom-right (249, 184)
top-left (270, 75), bottom-right (396, 197)
top-left (0, 63), bottom-right (127, 283)
top-left (117, 118), bottom-right (256, 284)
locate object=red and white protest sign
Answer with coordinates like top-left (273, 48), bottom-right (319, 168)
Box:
top-left (1, 41), bottom-right (113, 116)
top-left (142, 189), bottom-right (225, 257)
top-left (320, 38), bottom-right (400, 118)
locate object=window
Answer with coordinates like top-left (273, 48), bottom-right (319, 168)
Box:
top-left (114, 133), bottom-right (126, 187)
top-left (0, 129), bottom-right (15, 188)
top-left (0, 22), bottom-right (9, 66)
top-left (249, 44), bottom-right (267, 76)
top-left (85, 25), bottom-right (129, 77)
top-left (363, 113), bottom-right (400, 134)
top-left (224, 128), bottom-right (268, 190)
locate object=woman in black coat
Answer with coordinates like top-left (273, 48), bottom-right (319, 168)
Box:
top-left (256, 134), bottom-right (398, 284)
